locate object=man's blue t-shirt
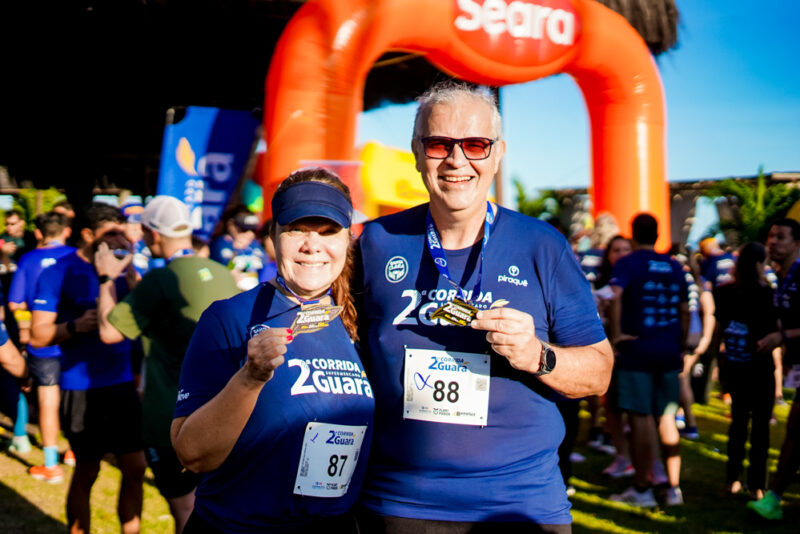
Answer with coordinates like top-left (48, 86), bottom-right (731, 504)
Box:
top-left (610, 249), bottom-right (689, 371)
top-left (700, 252), bottom-right (735, 290)
top-left (32, 251), bottom-right (132, 390)
top-left (209, 235), bottom-right (266, 275)
top-left (174, 283), bottom-right (374, 532)
top-left (356, 204), bottom-right (606, 524)
top-left (131, 239), bottom-right (165, 277)
top-left (0, 321), bottom-right (9, 346)
top-left (8, 243), bottom-right (75, 358)
top-left (577, 248), bottom-right (604, 287)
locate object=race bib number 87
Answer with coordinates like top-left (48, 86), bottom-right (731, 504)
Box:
top-left (404, 347), bottom-right (490, 426)
top-left (294, 422), bottom-right (367, 498)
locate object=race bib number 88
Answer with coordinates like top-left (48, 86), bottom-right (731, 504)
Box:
top-left (404, 347), bottom-right (490, 426)
top-left (294, 422), bottom-right (367, 498)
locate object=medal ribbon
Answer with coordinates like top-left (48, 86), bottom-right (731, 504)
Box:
top-left (276, 275), bottom-right (331, 307)
top-left (425, 201), bottom-right (494, 303)
top-left (166, 248), bottom-right (195, 263)
top-left (774, 258), bottom-right (800, 307)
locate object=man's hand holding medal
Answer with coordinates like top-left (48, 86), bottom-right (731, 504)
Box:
top-left (470, 307), bottom-right (541, 374)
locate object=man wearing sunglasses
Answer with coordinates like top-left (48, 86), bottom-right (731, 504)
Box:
top-left (355, 82), bottom-right (613, 533)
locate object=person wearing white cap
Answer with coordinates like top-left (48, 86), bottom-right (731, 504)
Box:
top-left (94, 195), bottom-right (238, 534)
top-left (170, 168), bottom-right (373, 533)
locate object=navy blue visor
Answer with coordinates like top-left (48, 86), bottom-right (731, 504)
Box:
top-left (272, 181), bottom-right (353, 228)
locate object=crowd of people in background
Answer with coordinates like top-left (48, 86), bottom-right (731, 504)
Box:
top-left (0, 197), bottom-right (277, 533)
top-left (569, 212), bottom-right (800, 519)
top-left (0, 83), bottom-right (798, 533)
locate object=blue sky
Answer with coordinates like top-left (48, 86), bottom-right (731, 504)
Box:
top-left (358, 1), bottom-right (800, 202)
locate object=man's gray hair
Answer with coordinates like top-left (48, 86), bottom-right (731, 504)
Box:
top-left (412, 81), bottom-right (502, 141)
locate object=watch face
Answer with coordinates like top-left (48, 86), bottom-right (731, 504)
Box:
top-left (544, 347), bottom-right (556, 370)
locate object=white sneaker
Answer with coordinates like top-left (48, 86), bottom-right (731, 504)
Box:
top-left (603, 457), bottom-right (634, 478)
top-left (569, 452), bottom-right (586, 463)
top-left (610, 486), bottom-right (657, 507)
top-left (664, 486), bottom-right (684, 506)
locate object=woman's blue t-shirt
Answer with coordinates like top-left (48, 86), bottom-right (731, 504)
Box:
top-left (175, 283), bottom-right (374, 533)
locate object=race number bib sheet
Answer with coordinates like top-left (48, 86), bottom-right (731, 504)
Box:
top-left (294, 422), bottom-right (367, 498)
top-left (404, 347), bottom-right (490, 426)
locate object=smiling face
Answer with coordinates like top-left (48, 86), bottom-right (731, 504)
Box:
top-left (413, 96), bottom-right (505, 220)
top-left (273, 217), bottom-right (350, 300)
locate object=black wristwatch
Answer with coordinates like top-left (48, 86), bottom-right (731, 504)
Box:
top-left (534, 340), bottom-right (556, 376)
top-left (97, 274), bottom-right (113, 285)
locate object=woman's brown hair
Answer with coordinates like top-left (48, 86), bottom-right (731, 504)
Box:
top-left (271, 168), bottom-right (358, 341)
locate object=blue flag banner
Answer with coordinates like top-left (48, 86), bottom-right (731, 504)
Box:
top-left (157, 106), bottom-right (259, 240)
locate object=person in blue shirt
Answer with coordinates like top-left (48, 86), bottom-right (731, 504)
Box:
top-left (711, 242), bottom-right (778, 499)
top-left (355, 82), bottom-right (612, 533)
top-left (607, 213), bottom-right (690, 508)
top-left (8, 211), bottom-right (75, 481)
top-left (172, 168), bottom-right (374, 534)
top-left (699, 237), bottom-right (736, 291)
top-left (209, 205), bottom-right (267, 291)
top-left (30, 202), bottom-right (146, 534)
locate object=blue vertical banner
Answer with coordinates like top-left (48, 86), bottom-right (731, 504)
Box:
top-left (156, 106), bottom-right (260, 240)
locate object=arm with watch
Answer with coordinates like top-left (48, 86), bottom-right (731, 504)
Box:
top-left (94, 241), bottom-right (133, 345)
top-left (470, 306), bottom-right (614, 399)
top-left (30, 308), bottom-right (98, 347)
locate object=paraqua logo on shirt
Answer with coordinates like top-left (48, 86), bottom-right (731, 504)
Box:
top-left (385, 256), bottom-right (409, 283)
top-left (288, 358), bottom-right (373, 398)
top-left (498, 265), bottom-right (528, 287)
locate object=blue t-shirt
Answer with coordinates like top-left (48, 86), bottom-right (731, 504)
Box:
top-left (131, 239), bottom-right (165, 277)
top-left (714, 283), bottom-right (777, 366)
top-left (8, 243), bottom-right (75, 358)
top-left (355, 204), bottom-right (606, 524)
top-left (700, 252), bottom-right (735, 290)
top-left (610, 249), bottom-right (689, 371)
top-left (577, 248), bottom-right (604, 287)
top-left (0, 321), bottom-right (9, 346)
top-left (174, 283), bottom-right (374, 532)
top-left (32, 251), bottom-right (132, 390)
top-left (209, 235), bottom-right (267, 275)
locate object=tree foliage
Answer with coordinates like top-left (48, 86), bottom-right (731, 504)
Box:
top-left (705, 167), bottom-right (800, 246)
top-left (596, 0), bottom-right (679, 55)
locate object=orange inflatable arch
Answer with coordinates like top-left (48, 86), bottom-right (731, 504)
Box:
top-left (262, 0), bottom-right (670, 248)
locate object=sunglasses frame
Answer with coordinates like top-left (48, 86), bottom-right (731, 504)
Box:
top-left (419, 136), bottom-right (496, 161)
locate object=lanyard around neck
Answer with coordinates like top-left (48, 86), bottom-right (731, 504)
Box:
top-left (276, 275), bottom-right (331, 307)
top-left (425, 201), bottom-right (494, 303)
top-left (166, 248), bottom-right (195, 263)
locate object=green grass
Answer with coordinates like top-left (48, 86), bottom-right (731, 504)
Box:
top-left (0, 388), bottom-right (798, 532)
top-left (0, 423), bottom-right (171, 533)
top-left (570, 391), bottom-right (799, 533)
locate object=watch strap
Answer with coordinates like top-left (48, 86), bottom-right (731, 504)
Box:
top-left (534, 340), bottom-right (555, 377)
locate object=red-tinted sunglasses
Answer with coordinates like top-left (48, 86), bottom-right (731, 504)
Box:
top-left (420, 136), bottom-right (496, 160)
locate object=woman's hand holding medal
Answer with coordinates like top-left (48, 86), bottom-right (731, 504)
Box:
top-left (471, 307), bottom-right (540, 374)
top-left (244, 328), bottom-right (294, 383)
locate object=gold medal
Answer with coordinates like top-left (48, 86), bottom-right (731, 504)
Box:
top-left (430, 297), bottom-right (478, 327)
top-left (291, 303), bottom-right (343, 334)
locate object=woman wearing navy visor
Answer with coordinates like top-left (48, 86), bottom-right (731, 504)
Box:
top-left (171, 168), bottom-right (373, 533)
